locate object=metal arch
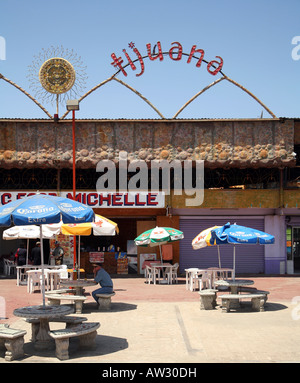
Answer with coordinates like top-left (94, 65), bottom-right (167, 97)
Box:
top-left (1, 49), bottom-right (277, 120)
top-left (60, 75), bottom-right (115, 119)
top-left (224, 76), bottom-right (277, 118)
top-left (60, 51), bottom-right (221, 119)
top-left (112, 77), bottom-right (165, 119)
top-left (0, 73), bottom-right (53, 119)
top-left (172, 77), bottom-right (226, 118)
top-left (173, 75), bottom-right (277, 119)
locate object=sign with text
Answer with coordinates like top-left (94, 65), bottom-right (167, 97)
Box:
top-left (89, 252), bottom-right (104, 263)
top-left (0, 191), bottom-right (165, 208)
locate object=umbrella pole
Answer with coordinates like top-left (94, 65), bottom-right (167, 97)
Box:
top-left (233, 245), bottom-right (236, 281)
top-left (217, 245), bottom-right (221, 268)
top-left (78, 235), bottom-right (80, 280)
top-left (39, 226), bottom-right (46, 307)
top-left (159, 244), bottom-right (163, 264)
top-left (26, 239), bottom-right (29, 265)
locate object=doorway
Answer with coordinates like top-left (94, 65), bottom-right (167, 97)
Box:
top-left (287, 226), bottom-right (300, 274)
top-left (292, 227), bottom-right (300, 273)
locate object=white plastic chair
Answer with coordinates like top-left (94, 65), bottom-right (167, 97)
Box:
top-left (145, 265), bottom-right (160, 284)
top-left (58, 265), bottom-right (69, 286)
top-left (197, 270), bottom-right (212, 291)
top-left (167, 263), bottom-right (179, 284)
top-left (4, 259), bottom-right (16, 276)
top-left (185, 268), bottom-right (199, 291)
top-left (27, 270), bottom-right (42, 293)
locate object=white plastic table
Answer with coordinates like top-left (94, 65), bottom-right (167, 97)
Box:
top-left (17, 265), bottom-right (60, 286)
top-left (150, 263), bottom-right (173, 284)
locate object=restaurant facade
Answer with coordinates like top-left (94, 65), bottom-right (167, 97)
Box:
top-left (0, 117), bottom-right (299, 276)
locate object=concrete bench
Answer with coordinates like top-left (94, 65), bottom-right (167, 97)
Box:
top-left (199, 289), bottom-right (218, 310)
top-left (0, 327), bottom-right (27, 361)
top-left (48, 322), bottom-right (100, 360)
top-left (219, 293), bottom-right (266, 313)
top-left (240, 287), bottom-right (270, 303)
top-left (25, 316), bottom-right (88, 342)
top-left (45, 293), bottom-right (86, 314)
top-left (45, 288), bottom-right (75, 295)
top-left (95, 292), bottom-right (116, 311)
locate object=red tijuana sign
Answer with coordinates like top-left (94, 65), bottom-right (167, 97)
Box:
top-left (111, 41), bottom-right (223, 77)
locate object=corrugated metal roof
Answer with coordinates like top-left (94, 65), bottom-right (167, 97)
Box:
top-left (0, 117), bottom-right (287, 122)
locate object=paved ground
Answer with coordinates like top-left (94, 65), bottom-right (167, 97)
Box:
top-left (1, 274), bottom-right (300, 364)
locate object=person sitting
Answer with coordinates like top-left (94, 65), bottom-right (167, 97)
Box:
top-left (91, 263), bottom-right (114, 305)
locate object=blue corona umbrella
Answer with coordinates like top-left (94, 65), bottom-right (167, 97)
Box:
top-left (210, 222), bottom-right (275, 280)
top-left (0, 193), bottom-right (95, 306)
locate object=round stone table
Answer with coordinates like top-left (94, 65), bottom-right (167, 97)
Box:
top-left (60, 280), bottom-right (97, 296)
top-left (214, 279), bottom-right (254, 309)
top-left (13, 304), bottom-right (73, 350)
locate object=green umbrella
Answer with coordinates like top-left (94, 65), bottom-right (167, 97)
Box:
top-left (134, 226), bottom-right (184, 263)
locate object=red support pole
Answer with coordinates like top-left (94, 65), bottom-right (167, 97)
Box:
top-left (72, 110), bottom-right (77, 275)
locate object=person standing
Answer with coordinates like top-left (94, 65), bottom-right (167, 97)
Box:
top-left (91, 263), bottom-right (114, 304)
top-left (31, 242), bottom-right (41, 265)
top-left (53, 241), bottom-right (64, 265)
top-left (14, 243), bottom-right (27, 266)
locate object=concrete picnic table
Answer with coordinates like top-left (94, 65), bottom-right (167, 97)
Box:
top-left (60, 279), bottom-right (97, 295)
top-left (13, 304), bottom-right (73, 350)
top-left (214, 279), bottom-right (254, 294)
top-left (214, 279), bottom-right (255, 309)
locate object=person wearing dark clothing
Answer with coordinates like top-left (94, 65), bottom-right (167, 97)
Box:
top-left (31, 241), bottom-right (41, 265)
top-left (91, 264), bottom-right (114, 304)
top-left (14, 243), bottom-right (27, 266)
top-left (53, 241), bottom-right (64, 265)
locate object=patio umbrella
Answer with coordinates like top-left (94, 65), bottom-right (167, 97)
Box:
top-left (60, 214), bottom-right (119, 278)
top-left (191, 226), bottom-right (222, 268)
top-left (210, 222), bottom-right (275, 280)
top-left (0, 193), bottom-right (94, 306)
top-left (134, 226), bottom-right (184, 263)
top-left (3, 223), bottom-right (61, 264)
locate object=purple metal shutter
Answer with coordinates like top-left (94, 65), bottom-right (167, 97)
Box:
top-left (179, 218), bottom-right (265, 275)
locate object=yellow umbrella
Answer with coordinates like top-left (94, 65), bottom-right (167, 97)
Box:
top-left (192, 226), bottom-right (222, 267)
top-left (60, 215), bottom-right (119, 278)
top-left (61, 214), bottom-right (119, 236)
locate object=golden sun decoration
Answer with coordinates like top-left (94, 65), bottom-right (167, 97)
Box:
top-left (39, 57), bottom-right (76, 94)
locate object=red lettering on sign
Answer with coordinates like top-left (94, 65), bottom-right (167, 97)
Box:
top-left (169, 42), bottom-right (183, 61)
top-left (187, 45), bottom-right (205, 67)
top-left (1, 193), bottom-right (11, 205)
top-left (147, 193), bottom-right (158, 206)
top-left (135, 194), bottom-right (146, 206)
top-left (207, 56), bottom-right (223, 75)
top-left (147, 42), bottom-right (164, 61)
top-left (99, 194), bottom-right (112, 206)
top-left (124, 193), bottom-right (134, 206)
top-left (112, 193), bottom-right (123, 206)
top-left (17, 193), bottom-right (27, 199)
top-left (87, 193), bottom-right (98, 206)
top-left (111, 41), bottom-right (223, 77)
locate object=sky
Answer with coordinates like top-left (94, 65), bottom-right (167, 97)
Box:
top-left (0, 0), bottom-right (300, 120)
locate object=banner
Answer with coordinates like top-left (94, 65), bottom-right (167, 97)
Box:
top-left (0, 191), bottom-right (165, 208)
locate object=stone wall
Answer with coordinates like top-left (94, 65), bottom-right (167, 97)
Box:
top-left (0, 118), bottom-right (296, 169)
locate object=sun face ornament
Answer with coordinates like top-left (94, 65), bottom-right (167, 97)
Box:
top-left (27, 46), bottom-right (87, 115)
top-left (39, 57), bottom-right (76, 94)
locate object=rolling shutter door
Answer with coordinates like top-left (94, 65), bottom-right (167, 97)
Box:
top-left (179, 218), bottom-right (265, 274)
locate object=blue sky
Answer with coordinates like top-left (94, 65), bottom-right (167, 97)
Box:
top-left (0, 0), bottom-right (300, 119)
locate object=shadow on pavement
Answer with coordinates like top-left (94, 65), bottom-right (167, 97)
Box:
top-left (83, 301), bottom-right (138, 314)
top-left (21, 334), bottom-right (128, 361)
